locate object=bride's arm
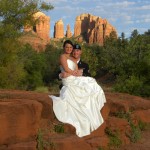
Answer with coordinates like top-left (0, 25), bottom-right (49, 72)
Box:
top-left (60, 55), bottom-right (77, 75)
top-left (74, 62), bottom-right (83, 76)
top-left (59, 72), bottom-right (71, 78)
top-left (73, 60), bottom-right (83, 76)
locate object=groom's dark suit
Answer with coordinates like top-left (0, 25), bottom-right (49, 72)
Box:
top-left (77, 60), bottom-right (91, 77)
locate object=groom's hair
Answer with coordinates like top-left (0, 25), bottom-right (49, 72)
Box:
top-left (63, 40), bottom-right (73, 48)
top-left (73, 44), bottom-right (81, 50)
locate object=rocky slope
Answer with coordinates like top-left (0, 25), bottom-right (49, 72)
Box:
top-left (0, 90), bottom-right (150, 150)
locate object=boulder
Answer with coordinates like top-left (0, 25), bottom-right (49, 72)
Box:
top-left (0, 99), bottom-right (42, 145)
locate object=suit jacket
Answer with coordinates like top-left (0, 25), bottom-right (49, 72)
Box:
top-left (77, 60), bottom-right (91, 77)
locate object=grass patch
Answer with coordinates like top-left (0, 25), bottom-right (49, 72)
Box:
top-left (48, 80), bottom-right (61, 94)
top-left (97, 146), bottom-right (105, 150)
top-left (113, 111), bottom-right (131, 120)
top-left (127, 121), bottom-right (141, 143)
top-left (54, 123), bottom-right (65, 133)
top-left (113, 111), bottom-right (142, 143)
top-left (37, 129), bottom-right (45, 150)
top-left (105, 127), bottom-right (122, 149)
top-left (138, 120), bottom-right (150, 131)
top-left (34, 86), bottom-right (49, 93)
top-left (37, 129), bottom-right (56, 150)
top-left (128, 120), bottom-right (150, 143)
top-left (0, 94), bottom-right (11, 99)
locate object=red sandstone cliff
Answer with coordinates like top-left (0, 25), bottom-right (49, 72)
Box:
top-left (54, 19), bottom-right (64, 39)
top-left (24, 12), bottom-right (50, 42)
top-left (21, 13), bottom-right (117, 50)
top-left (74, 13), bottom-right (117, 45)
top-left (21, 12), bottom-right (50, 51)
top-left (66, 24), bottom-right (72, 38)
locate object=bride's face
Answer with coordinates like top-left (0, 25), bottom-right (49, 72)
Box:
top-left (64, 43), bottom-right (73, 54)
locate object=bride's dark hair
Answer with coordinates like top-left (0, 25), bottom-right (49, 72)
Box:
top-left (63, 40), bottom-right (73, 48)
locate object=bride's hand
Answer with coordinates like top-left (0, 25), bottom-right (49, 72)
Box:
top-left (72, 70), bottom-right (78, 76)
top-left (60, 72), bottom-right (71, 78)
top-left (77, 69), bottom-right (83, 76)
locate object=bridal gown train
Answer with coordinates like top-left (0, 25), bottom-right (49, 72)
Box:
top-left (49, 59), bottom-right (106, 137)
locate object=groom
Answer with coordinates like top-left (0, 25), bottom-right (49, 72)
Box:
top-left (59, 44), bottom-right (91, 79)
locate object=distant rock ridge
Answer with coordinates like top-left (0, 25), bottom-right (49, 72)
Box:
top-left (53, 13), bottom-right (117, 45)
top-left (74, 13), bottom-right (117, 45)
top-left (22, 12), bottom-right (117, 51)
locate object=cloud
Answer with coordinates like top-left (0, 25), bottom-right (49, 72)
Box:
top-left (135, 5), bottom-right (150, 10)
top-left (55, 5), bottom-right (73, 11)
top-left (113, 1), bottom-right (135, 7)
top-left (44, 0), bottom-right (68, 3)
top-left (94, 0), bottom-right (135, 9)
top-left (61, 15), bottom-right (70, 20)
top-left (135, 14), bottom-right (150, 23)
top-left (108, 17), bottom-right (117, 22)
top-left (144, 19), bottom-right (150, 23)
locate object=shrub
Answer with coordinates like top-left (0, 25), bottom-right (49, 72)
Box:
top-left (114, 75), bottom-right (144, 96)
top-left (105, 127), bottom-right (122, 148)
top-left (54, 123), bottom-right (64, 133)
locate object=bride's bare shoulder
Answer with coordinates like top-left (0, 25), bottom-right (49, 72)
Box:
top-left (60, 54), bottom-right (65, 57)
top-left (70, 57), bottom-right (77, 63)
top-left (60, 54), bottom-right (66, 59)
top-left (60, 54), bottom-right (68, 63)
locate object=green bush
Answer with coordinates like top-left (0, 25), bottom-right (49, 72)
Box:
top-left (114, 75), bottom-right (144, 96)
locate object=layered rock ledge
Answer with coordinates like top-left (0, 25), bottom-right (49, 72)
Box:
top-left (0, 90), bottom-right (149, 150)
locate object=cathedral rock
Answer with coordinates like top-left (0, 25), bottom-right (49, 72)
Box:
top-left (54, 19), bottom-right (64, 39)
top-left (22, 12), bottom-right (50, 51)
top-left (74, 13), bottom-right (117, 45)
top-left (66, 24), bottom-right (72, 38)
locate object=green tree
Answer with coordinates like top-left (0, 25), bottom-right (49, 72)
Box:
top-left (0, 0), bottom-right (53, 89)
top-left (97, 29), bottom-right (150, 97)
top-left (43, 45), bottom-right (62, 84)
top-left (131, 29), bottom-right (139, 39)
top-left (0, 38), bottom-right (25, 89)
top-left (144, 29), bottom-right (150, 36)
top-left (18, 44), bottom-right (46, 90)
top-left (0, 0), bottom-right (53, 30)
top-left (114, 31), bottom-right (150, 96)
top-left (82, 44), bottom-right (99, 76)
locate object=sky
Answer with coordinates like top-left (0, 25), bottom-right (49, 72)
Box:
top-left (42, 0), bottom-right (150, 38)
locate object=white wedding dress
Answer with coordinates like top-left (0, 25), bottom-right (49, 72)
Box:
top-left (49, 59), bottom-right (106, 137)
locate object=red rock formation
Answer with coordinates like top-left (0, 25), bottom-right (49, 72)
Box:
top-left (74, 13), bottom-right (117, 45)
top-left (54, 19), bottom-right (64, 39)
top-left (6, 141), bottom-right (37, 150)
top-left (20, 34), bottom-right (49, 52)
top-left (0, 99), bottom-right (42, 146)
top-left (0, 90), bottom-right (150, 150)
top-left (24, 12), bottom-right (50, 42)
top-left (74, 16), bottom-right (82, 37)
top-left (22, 12), bottom-right (50, 51)
top-left (66, 24), bottom-right (72, 38)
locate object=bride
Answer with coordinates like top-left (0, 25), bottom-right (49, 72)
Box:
top-left (49, 40), bottom-right (106, 137)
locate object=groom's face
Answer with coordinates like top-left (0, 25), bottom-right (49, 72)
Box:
top-left (72, 49), bottom-right (82, 59)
